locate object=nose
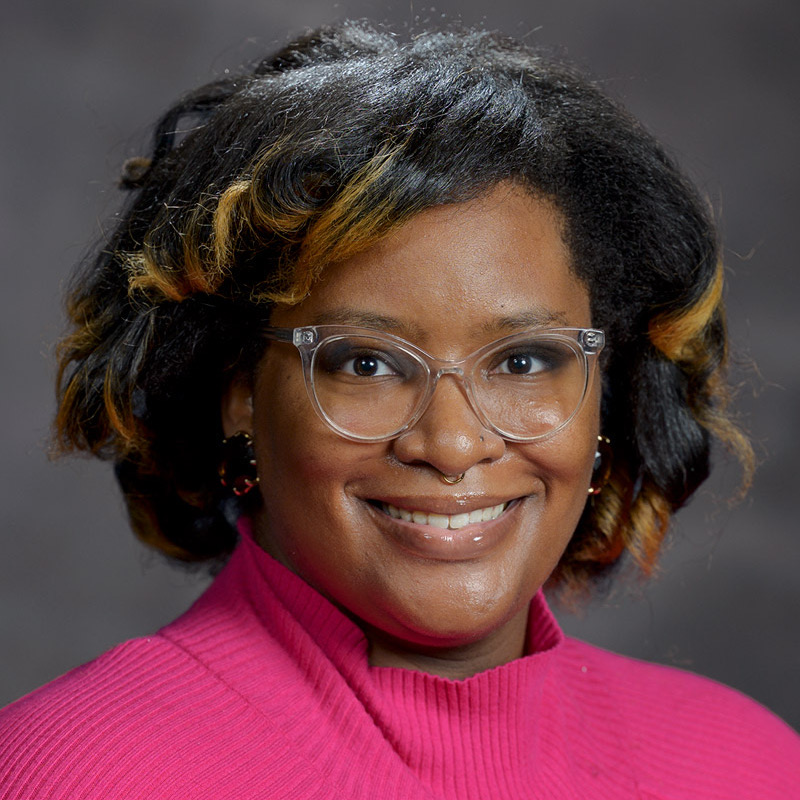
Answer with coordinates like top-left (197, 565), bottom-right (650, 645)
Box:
top-left (391, 373), bottom-right (505, 476)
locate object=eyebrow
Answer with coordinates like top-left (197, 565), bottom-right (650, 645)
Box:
top-left (311, 306), bottom-right (571, 338)
top-left (480, 309), bottom-right (571, 334)
top-left (310, 308), bottom-right (425, 339)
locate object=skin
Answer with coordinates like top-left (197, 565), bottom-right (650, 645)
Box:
top-left (223, 184), bottom-right (601, 679)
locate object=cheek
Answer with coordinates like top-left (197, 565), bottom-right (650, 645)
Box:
top-left (520, 405), bottom-right (601, 539)
top-left (528, 403), bottom-right (600, 488)
top-left (250, 355), bottom-right (376, 525)
top-left (253, 351), bottom-right (321, 468)
top-left (251, 358), bottom-right (321, 521)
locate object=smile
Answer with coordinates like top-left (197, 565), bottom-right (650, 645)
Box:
top-left (377, 501), bottom-right (509, 530)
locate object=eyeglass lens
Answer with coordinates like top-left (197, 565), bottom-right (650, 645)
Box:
top-left (308, 332), bottom-right (589, 441)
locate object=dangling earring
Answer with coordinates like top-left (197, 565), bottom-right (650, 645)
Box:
top-left (588, 435), bottom-right (612, 495)
top-left (219, 431), bottom-right (259, 497)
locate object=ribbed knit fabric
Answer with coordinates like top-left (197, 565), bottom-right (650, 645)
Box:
top-left (2, 523), bottom-right (798, 799)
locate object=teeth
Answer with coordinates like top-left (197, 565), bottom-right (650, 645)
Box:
top-left (450, 512), bottom-right (470, 529)
top-left (482, 505), bottom-right (504, 522)
top-left (381, 501), bottom-right (508, 529)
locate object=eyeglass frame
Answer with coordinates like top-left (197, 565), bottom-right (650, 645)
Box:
top-left (260, 324), bottom-right (606, 443)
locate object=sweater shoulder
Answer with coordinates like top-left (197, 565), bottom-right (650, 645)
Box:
top-left (560, 636), bottom-right (800, 799)
top-left (0, 636), bottom-right (196, 794)
top-left (0, 635), bottom-right (294, 799)
top-left (0, 634), bottom-right (187, 730)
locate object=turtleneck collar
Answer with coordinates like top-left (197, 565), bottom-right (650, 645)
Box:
top-left (164, 520), bottom-right (626, 798)
top-left (235, 520), bottom-right (573, 795)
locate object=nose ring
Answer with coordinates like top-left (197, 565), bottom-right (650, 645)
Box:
top-left (438, 471), bottom-right (465, 485)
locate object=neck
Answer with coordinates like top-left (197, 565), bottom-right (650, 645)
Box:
top-left (363, 609), bottom-right (530, 679)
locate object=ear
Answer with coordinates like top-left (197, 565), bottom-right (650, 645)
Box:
top-left (221, 373), bottom-right (254, 438)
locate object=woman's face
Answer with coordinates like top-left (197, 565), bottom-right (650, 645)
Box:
top-left (224, 184), bottom-right (601, 676)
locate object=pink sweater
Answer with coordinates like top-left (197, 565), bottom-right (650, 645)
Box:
top-left (1, 527), bottom-right (798, 799)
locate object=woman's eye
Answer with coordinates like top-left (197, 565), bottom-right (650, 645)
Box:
top-left (318, 340), bottom-right (412, 379)
top-left (341, 354), bottom-right (395, 377)
top-left (496, 351), bottom-right (548, 375)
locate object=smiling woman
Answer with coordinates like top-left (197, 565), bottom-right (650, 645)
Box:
top-left (1, 19), bottom-right (797, 799)
top-left (230, 189), bottom-right (600, 671)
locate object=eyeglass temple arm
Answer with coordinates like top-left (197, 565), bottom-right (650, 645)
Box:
top-left (261, 326), bottom-right (296, 344)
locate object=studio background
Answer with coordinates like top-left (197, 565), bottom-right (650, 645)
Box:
top-left (1, 0), bottom-right (798, 728)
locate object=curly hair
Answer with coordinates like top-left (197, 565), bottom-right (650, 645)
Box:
top-left (54, 20), bottom-right (753, 597)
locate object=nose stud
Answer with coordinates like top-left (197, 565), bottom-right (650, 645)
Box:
top-left (438, 471), bottom-right (465, 485)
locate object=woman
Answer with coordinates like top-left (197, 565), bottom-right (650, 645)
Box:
top-left (1, 20), bottom-right (797, 798)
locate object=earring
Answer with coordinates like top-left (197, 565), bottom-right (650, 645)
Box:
top-left (219, 431), bottom-right (259, 497)
top-left (588, 435), bottom-right (612, 495)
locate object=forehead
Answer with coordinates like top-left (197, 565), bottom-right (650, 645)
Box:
top-left (271, 185), bottom-right (591, 348)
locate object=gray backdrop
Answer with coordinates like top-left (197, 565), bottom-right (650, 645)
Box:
top-left (2, 0), bottom-right (798, 730)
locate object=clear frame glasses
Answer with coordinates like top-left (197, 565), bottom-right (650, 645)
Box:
top-left (261, 325), bottom-right (605, 443)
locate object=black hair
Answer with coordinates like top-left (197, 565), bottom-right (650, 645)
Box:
top-left (55, 20), bottom-right (751, 596)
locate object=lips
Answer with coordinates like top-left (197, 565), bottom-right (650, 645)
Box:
top-left (367, 497), bottom-right (519, 560)
top-left (378, 501), bottom-right (508, 530)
